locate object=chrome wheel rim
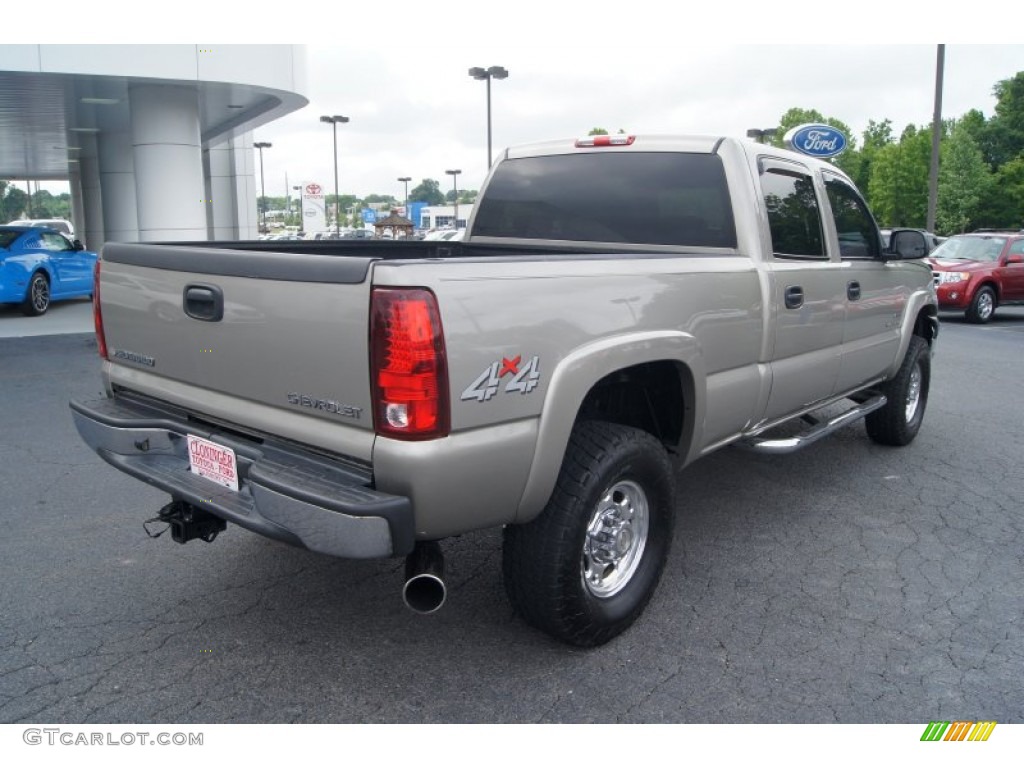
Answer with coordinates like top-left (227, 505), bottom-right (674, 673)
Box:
top-left (31, 276), bottom-right (49, 312)
top-left (905, 363), bottom-right (922, 422)
top-left (582, 480), bottom-right (649, 598)
top-left (976, 291), bottom-right (994, 320)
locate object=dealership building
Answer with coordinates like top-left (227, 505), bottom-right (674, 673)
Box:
top-left (0, 45), bottom-right (309, 249)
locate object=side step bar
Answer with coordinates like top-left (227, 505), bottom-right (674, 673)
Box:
top-left (738, 395), bottom-right (888, 455)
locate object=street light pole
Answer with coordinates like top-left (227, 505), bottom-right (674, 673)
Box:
top-left (468, 66), bottom-right (508, 168)
top-left (254, 141), bottom-right (272, 233)
top-left (445, 169), bottom-right (461, 230)
top-left (397, 176), bottom-right (411, 217)
top-left (320, 115), bottom-right (349, 236)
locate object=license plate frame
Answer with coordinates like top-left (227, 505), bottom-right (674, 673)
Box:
top-left (186, 434), bottom-right (239, 492)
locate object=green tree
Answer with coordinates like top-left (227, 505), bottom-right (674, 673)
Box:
top-left (846, 119), bottom-right (893, 196)
top-left (587, 127), bottom-right (609, 136)
top-left (29, 189), bottom-right (71, 219)
top-left (1, 182), bottom-right (27, 222)
top-left (258, 195), bottom-right (289, 211)
top-left (446, 189), bottom-right (478, 204)
top-left (976, 156), bottom-right (1024, 229)
top-left (937, 122), bottom-right (993, 234)
top-left (985, 72), bottom-right (1024, 168)
top-left (956, 108), bottom-right (987, 144)
top-left (409, 179), bottom-right (445, 205)
top-left (868, 124), bottom-right (931, 227)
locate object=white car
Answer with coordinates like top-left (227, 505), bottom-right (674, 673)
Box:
top-left (8, 218), bottom-right (75, 238)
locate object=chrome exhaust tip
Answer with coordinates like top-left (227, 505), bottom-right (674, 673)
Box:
top-left (403, 541), bottom-right (446, 614)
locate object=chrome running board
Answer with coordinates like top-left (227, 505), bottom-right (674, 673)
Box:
top-left (738, 395), bottom-right (888, 454)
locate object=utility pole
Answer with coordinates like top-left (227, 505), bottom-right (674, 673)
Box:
top-left (926, 44), bottom-right (945, 233)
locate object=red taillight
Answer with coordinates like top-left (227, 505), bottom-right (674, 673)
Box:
top-left (370, 287), bottom-right (449, 440)
top-left (93, 260), bottom-right (108, 359)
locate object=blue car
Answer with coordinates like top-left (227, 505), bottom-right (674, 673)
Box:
top-left (0, 226), bottom-right (98, 316)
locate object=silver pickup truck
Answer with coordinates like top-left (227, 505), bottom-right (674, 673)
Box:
top-left (71, 135), bottom-right (937, 646)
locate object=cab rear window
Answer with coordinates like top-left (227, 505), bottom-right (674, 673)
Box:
top-left (472, 152), bottom-right (737, 248)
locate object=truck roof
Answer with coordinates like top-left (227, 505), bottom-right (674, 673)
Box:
top-left (501, 134), bottom-right (855, 177)
top-left (504, 134), bottom-right (724, 159)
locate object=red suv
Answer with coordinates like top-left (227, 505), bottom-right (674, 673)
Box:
top-left (927, 232), bottom-right (1024, 323)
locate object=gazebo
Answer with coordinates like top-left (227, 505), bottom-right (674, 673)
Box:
top-left (373, 211), bottom-right (416, 239)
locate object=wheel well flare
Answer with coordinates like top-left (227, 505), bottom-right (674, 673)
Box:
top-left (577, 361), bottom-right (691, 451)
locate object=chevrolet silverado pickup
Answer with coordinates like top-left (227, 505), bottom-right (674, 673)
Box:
top-left (71, 135), bottom-right (938, 646)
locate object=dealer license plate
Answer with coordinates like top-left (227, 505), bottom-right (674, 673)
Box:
top-left (186, 434), bottom-right (239, 492)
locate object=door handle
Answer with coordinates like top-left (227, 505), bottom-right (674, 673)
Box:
top-left (847, 281), bottom-right (861, 301)
top-left (183, 284), bottom-right (224, 322)
top-left (784, 285), bottom-right (804, 309)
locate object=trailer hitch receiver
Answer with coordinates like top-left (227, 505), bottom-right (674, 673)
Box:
top-left (144, 500), bottom-right (227, 544)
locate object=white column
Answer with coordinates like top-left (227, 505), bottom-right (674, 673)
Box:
top-left (78, 133), bottom-right (105, 251)
top-left (202, 146), bottom-right (216, 240)
top-left (99, 131), bottom-right (139, 243)
top-left (204, 137), bottom-right (239, 240)
top-left (130, 84), bottom-right (206, 241)
top-left (68, 166), bottom-right (85, 244)
top-left (233, 131), bottom-right (258, 240)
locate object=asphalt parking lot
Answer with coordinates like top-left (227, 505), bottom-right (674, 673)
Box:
top-left (0, 308), bottom-right (1022, 724)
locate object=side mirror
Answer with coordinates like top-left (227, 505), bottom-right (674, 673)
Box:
top-left (73, 239), bottom-right (85, 251)
top-left (890, 229), bottom-right (927, 260)
top-left (1008, 254), bottom-right (1024, 265)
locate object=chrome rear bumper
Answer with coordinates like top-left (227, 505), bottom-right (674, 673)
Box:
top-left (69, 394), bottom-right (413, 558)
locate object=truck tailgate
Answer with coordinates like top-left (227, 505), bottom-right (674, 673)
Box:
top-left (99, 243), bottom-right (376, 459)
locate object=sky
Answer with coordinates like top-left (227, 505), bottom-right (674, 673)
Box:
top-left (33, 4), bottom-right (1024, 202)
top-left (259, 42), bottom-right (1024, 200)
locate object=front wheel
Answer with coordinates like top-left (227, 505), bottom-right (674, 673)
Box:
top-left (21, 272), bottom-right (50, 316)
top-left (966, 286), bottom-right (996, 324)
top-left (502, 420), bottom-right (675, 647)
top-left (865, 336), bottom-right (930, 446)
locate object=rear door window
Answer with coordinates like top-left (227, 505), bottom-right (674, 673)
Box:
top-left (472, 152), bottom-right (737, 248)
top-left (760, 167), bottom-right (825, 259)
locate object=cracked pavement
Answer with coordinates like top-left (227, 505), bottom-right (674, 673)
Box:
top-left (1, 311), bottom-right (1022, 723)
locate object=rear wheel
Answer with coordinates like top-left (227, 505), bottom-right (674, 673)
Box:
top-left (865, 336), bottom-right (929, 446)
top-left (21, 272), bottom-right (50, 316)
top-left (966, 286), bottom-right (996, 324)
top-left (502, 420), bottom-right (675, 647)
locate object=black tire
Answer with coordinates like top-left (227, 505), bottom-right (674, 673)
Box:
top-left (21, 271), bottom-right (50, 316)
top-left (865, 336), bottom-right (929, 446)
top-left (502, 420), bottom-right (675, 647)
top-left (965, 286), bottom-right (996, 324)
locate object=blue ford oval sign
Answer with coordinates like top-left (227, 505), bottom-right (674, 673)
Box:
top-left (783, 124), bottom-right (847, 158)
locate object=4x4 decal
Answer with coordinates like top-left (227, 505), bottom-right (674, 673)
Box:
top-left (461, 355), bottom-right (541, 402)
